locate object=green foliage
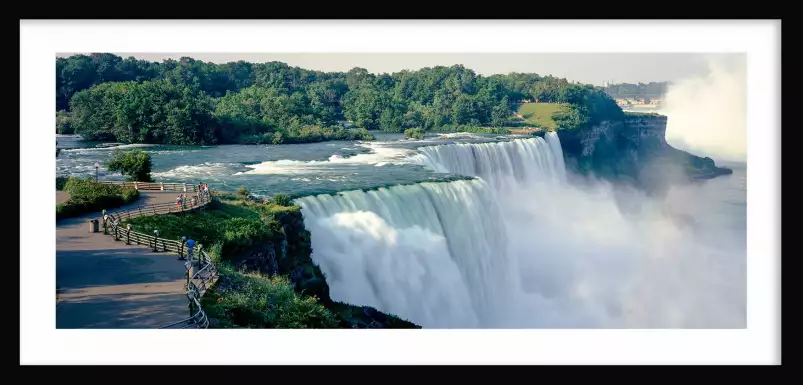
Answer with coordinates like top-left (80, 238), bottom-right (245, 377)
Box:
top-left (56, 176), bottom-right (68, 191)
top-left (56, 110), bottom-right (73, 134)
top-left (70, 79), bottom-right (216, 144)
top-left (552, 104), bottom-right (590, 131)
top-left (236, 186), bottom-right (250, 200)
top-left (270, 194), bottom-right (292, 207)
top-left (56, 177), bottom-right (139, 219)
top-left (403, 127), bottom-right (425, 140)
top-left (123, 201), bottom-right (271, 262)
top-left (238, 125), bottom-right (374, 145)
top-left (202, 264), bottom-right (339, 328)
top-left (105, 149), bottom-right (153, 182)
top-left (57, 54), bottom-right (626, 145)
top-left (434, 125), bottom-right (511, 134)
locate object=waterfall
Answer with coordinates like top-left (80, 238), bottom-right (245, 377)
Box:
top-left (297, 130), bottom-right (744, 328)
top-left (296, 133), bottom-right (568, 328)
top-left (297, 179), bottom-right (514, 328)
top-left (414, 132), bottom-right (567, 190)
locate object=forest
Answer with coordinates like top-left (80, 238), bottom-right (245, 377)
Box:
top-left (57, 53), bottom-right (624, 144)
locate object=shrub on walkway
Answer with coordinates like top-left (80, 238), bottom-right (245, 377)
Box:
top-left (56, 177), bottom-right (140, 220)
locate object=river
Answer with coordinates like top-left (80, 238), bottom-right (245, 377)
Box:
top-left (56, 132), bottom-right (746, 328)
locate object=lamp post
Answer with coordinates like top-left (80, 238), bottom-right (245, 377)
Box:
top-left (94, 161), bottom-right (100, 182)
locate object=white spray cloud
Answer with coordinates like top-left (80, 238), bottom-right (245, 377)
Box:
top-left (663, 55), bottom-right (747, 162)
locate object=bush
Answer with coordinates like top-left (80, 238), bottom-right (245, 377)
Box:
top-left (404, 127), bottom-right (425, 140)
top-left (56, 110), bottom-right (73, 135)
top-left (105, 149), bottom-right (153, 182)
top-left (202, 264), bottom-right (339, 328)
top-left (271, 194), bottom-right (292, 207)
top-left (56, 176), bottom-right (68, 191)
top-left (236, 186), bottom-right (250, 200)
top-left (56, 177), bottom-right (140, 220)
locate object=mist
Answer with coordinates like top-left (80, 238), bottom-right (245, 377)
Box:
top-left (298, 134), bottom-right (746, 328)
top-left (500, 173), bottom-right (745, 328)
top-left (663, 55), bottom-right (747, 163)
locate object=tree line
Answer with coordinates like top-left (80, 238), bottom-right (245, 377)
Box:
top-left (57, 53), bottom-right (624, 144)
top-left (603, 81), bottom-right (669, 99)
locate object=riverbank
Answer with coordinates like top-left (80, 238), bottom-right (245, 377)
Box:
top-left (121, 190), bottom-right (420, 328)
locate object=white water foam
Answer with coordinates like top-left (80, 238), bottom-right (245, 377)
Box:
top-left (61, 143), bottom-right (155, 154)
top-left (152, 162), bottom-right (237, 179)
top-left (298, 132), bottom-right (746, 328)
top-left (238, 143), bottom-right (415, 175)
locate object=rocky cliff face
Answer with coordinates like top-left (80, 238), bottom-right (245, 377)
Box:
top-left (557, 114), bottom-right (732, 195)
top-left (228, 202), bottom-right (420, 328)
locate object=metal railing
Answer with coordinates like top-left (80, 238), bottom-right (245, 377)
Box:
top-left (99, 181), bottom-right (199, 192)
top-left (160, 250), bottom-right (218, 329)
top-left (101, 189), bottom-right (219, 329)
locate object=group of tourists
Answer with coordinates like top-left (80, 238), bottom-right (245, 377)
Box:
top-left (198, 182), bottom-right (210, 201)
top-left (175, 194), bottom-right (187, 209)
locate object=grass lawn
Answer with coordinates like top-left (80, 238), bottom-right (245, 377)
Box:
top-left (516, 102), bottom-right (567, 131)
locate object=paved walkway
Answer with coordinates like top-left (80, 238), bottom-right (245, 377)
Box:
top-left (56, 192), bottom-right (192, 328)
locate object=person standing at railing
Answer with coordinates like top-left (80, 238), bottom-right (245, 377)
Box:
top-left (186, 237), bottom-right (196, 261)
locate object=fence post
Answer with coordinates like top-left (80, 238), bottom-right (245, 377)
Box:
top-left (126, 224), bottom-right (132, 245)
top-left (178, 236), bottom-right (186, 260)
top-left (153, 230), bottom-right (159, 252)
top-left (114, 222), bottom-right (119, 241)
top-left (183, 184), bottom-right (187, 192)
top-left (134, 182), bottom-right (138, 190)
top-left (160, 182), bottom-right (164, 191)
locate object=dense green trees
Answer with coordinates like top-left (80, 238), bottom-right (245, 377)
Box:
top-left (58, 54), bottom-right (624, 144)
top-left (105, 149), bottom-right (153, 182)
top-left (404, 128), bottom-right (425, 140)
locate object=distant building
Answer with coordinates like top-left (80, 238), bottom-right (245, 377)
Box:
top-left (337, 120), bottom-right (354, 128)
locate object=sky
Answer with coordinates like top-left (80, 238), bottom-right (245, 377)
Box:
top-left (56, 52), bottom-right (743, 86)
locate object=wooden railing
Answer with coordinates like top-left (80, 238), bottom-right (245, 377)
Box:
top-left (101, 190), bottom-right (219, 329)
top-left (98, 181), bottom-right (198, 192)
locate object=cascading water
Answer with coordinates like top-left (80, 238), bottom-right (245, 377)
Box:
top-left (414, 133), bottom-right (567, 189)
top-left (297, 179), bottom-right (514, 328)
top-left (298, 131), bottom-right (746, 329)
top-left (298, 133), bottom-right (569, 328)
